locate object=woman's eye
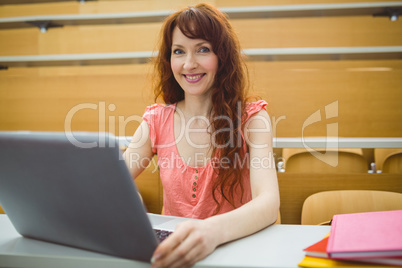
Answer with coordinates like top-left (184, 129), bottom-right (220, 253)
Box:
top-left (173, 49), bottom-right (184, 55)
top-left (199, 47), bottom-right (210, 53)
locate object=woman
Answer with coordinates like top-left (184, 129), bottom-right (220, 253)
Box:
top-left (123, 3), bottom-right (279, 268)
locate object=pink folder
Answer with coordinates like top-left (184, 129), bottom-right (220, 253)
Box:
top-left (327, 210), bottom-right (402, 259)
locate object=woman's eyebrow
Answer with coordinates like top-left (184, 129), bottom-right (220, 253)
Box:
top-left (172, 44), bottom-right (184, 48)
top-left (172, 41), bottom-right (210, 48)
top-left (195, 41), bottom-right (209, 46)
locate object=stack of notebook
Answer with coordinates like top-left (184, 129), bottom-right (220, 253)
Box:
top-left (299, 210), bottom-right (402, 267)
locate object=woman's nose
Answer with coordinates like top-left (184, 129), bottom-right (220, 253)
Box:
top-left (183, 54), bottom-right (197, 70)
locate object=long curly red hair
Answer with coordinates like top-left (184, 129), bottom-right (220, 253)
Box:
top-left (153, 3), bottom-right (251, 214)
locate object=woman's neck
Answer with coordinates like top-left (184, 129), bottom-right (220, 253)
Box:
top-left (177, 95), bottom-right (213, 119)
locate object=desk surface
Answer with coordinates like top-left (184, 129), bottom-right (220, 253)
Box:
top-left (0, 214), bottom-right (330, 268)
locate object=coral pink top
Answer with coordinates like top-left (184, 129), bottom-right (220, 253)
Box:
top-left (142, 100), bottom-right (267, 219)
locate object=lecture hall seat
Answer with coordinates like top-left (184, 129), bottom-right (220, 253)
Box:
top-left (382, 153), bottom-right (402, 173)
top-left (375, 148), bottom-right (402, 173)
top-left (282, 148), bottom-right (368, 173)
top-left (301, 190), bottom-right (402, 225)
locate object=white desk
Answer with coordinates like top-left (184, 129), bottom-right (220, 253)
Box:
top-left (0, 214), bottom-right (330, 268)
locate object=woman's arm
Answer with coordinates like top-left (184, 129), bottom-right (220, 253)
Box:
top-left (151, 109), bottom-right (280, 268)
top-left (123, 120), bottom-right (154, 179)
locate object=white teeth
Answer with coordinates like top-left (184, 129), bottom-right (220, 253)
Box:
top-left (186, 74), bottom-right (202, 80)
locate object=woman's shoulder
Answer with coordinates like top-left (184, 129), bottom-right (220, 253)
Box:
top-left (143, 103), bottom-right (176, 116)
top-left (243, 100), bottom-right (268, 122)
top-left (245, 100), bottom-right (267, 112)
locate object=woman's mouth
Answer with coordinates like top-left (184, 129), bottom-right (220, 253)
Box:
top-left (184, 73), bottom-right (205, 83)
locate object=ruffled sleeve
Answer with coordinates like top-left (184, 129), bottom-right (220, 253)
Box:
top-left (142, 104), bottom-right (163, 153)
top-left (243, 100), bottom-right (268, 123)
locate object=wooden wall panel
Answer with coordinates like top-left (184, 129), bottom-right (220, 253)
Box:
top-left (233, 17), bottom-right (402, 48)
top-left (2, 0), bottom-right (401, 18)
top-left (0, 64), bottom-right (155, 136)
top-left (0, 0), bottom-right (214, 18)
top-left (0, 23), bottom-right (162, 56)
top-left (78, 0), bottom-right (212, 14)
top-left (1, 60), bottom-right (401, 137)
top-left (217, 0), bottom-right (402, 6)
top-left (247, 60), bottom-right (402, 138)
top-left (37, 23), bottom-right (162, 55)
top-left (0, 28), bottom-right (39, 56)
top-left (0, 2), bottom-right (79, 17)
top-left (1, 16), bottom-right (401, 56)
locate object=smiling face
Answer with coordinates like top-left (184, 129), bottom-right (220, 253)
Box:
top-left (170, 26), bottom-right (219, 99)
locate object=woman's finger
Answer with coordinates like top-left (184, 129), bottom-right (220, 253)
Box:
top-left (157, 231), bottom-right (201, 267)
top-left (154, 222), bottom-right (216, 268)
top-left (151, 222), bottom-right (193, 265)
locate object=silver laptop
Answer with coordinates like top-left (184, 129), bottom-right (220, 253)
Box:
top-left (0, 131), bottom-right (170, 262)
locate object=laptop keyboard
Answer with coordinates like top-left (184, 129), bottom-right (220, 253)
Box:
top-left (154, 229), bottom-right (173, 242)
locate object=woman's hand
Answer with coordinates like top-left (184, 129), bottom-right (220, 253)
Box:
top-left (151, 220), bottom-right (222, 268)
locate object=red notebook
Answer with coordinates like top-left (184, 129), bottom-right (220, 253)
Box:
top-left (327, 210), bottom-right (402, 259)
top-left (304, 235), bottom-right (330, 258)
top-left (304, 233), bottom-right (402, 266)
